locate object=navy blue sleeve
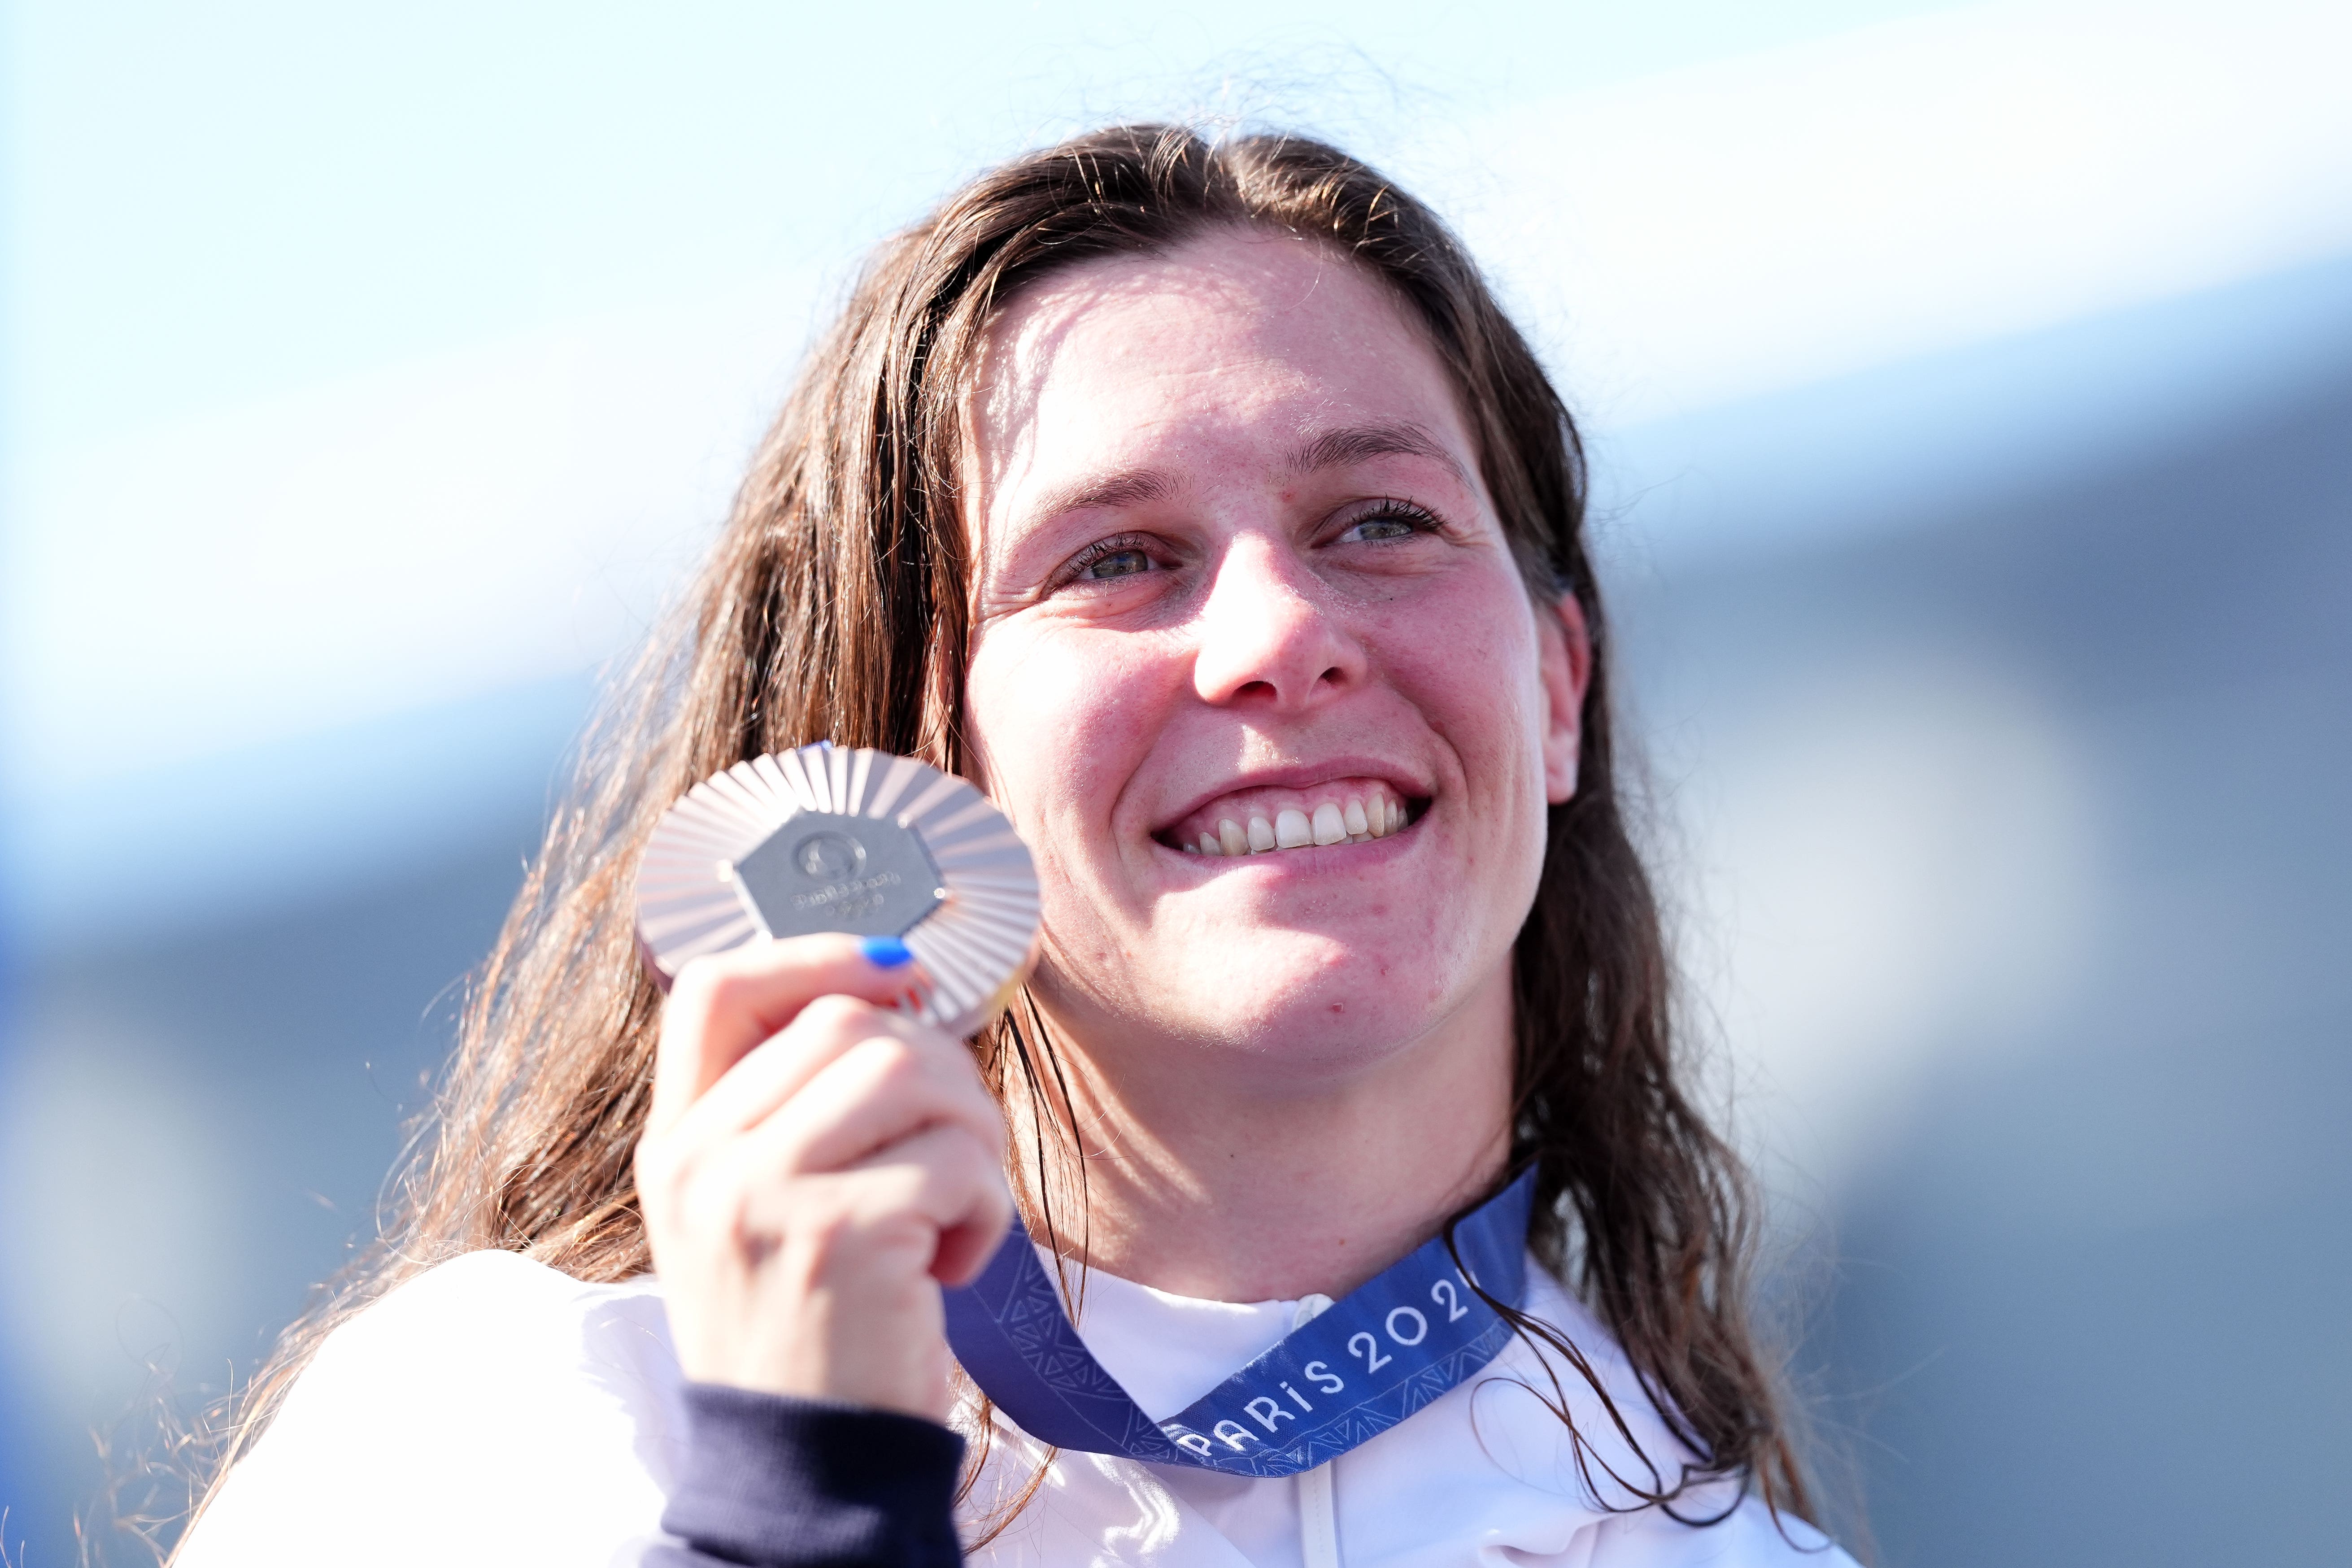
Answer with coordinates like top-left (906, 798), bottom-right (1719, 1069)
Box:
top-left (643, 1383), bottom-right (967, 1567)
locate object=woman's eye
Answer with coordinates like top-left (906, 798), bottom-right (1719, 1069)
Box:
top-left (1079, 546), bottom-right (1154, 580)
top-left (1340, 508), bottom-right (1433, 544)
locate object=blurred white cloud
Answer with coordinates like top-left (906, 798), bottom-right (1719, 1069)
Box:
top-left (1435, 0), bottom-right (2352, 423)
top-left (8, 282), bottom-right (813, 793)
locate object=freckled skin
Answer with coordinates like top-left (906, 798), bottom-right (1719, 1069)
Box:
top-left (960, 231), bottom-right (1589, 1298)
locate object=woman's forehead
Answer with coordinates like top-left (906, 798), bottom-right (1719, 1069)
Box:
top-left (966, 230), bottom-right (1472, 530)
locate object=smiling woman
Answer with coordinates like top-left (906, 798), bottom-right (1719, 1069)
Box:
top-left (170, 126), bottom-right (1856, 1568)
top-left (961, 232), bottom-right (1582, 1305)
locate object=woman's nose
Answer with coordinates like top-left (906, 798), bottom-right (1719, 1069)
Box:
top-left (1190, 537), bottom-right (1368, 711)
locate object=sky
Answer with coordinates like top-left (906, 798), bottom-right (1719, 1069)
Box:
top-left (8, 0), bottom-right (1977, 451)
top-left (4, 0), bottom-right (2350, 935)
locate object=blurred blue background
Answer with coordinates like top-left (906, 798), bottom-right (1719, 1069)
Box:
top-left (4, 1), bottom-right (2348, 1562)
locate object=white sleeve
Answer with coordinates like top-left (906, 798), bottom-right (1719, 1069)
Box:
top-left (176, 1251), bottom-right (689, 1568)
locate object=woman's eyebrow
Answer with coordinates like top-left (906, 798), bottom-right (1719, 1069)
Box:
top-left (1024, 468), bottom-right (1176, 527)
top-left (1288, 421), bottom-right (1470, 486)
top-left (1013, 421), bottom-right (1463, 538)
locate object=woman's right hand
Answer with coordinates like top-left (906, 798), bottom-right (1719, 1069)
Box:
top-left (634, 933), bottom-right (1013, 1422)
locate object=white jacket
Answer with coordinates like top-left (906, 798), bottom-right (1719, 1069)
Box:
top-left (179, 1250), bottom-right (1854, 1568)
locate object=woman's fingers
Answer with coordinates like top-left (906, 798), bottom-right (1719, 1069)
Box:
top-left (671, 995), bottom-right (966, 1148)
top-left (846, 1123), bottom-right (1014, 1288)
top-left (649, 933), bottom-right (928, 1134)
top-left (711, 1022), bottom-right (1004, 1176)
top-left (724, 1025), bottom-right (1002, 1185)
top-left (734, 1122), bottom-right (1015, 1287)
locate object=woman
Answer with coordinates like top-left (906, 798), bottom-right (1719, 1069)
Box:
top-left (174, 125), bottom-right (1855, 1568)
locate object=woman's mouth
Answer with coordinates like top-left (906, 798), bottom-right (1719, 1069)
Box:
top-left (1155, 778), bottom-right (1420, 858)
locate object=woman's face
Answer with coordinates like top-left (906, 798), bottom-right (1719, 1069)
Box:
top-left (962, 229), bottom-right (1587, 1084)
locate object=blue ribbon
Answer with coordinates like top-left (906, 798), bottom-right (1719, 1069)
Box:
top-left (942, 1169), bottom-right (1536, 1477)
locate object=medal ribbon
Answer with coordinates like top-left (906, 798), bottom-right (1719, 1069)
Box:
top-left (942, 1168), bottom-right (1536, 1477)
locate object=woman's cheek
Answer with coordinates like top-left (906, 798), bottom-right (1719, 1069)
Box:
top-left (1398, 591), bottom-right (1555, 852)
top-left (970, 624), bottom-right (1152, 855)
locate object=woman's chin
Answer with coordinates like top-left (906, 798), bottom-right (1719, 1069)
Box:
top-left (1106, 939), bottom-right (1473, 1067)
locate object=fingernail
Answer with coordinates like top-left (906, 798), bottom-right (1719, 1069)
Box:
top-left (860, 935), bottom-right (914, 969)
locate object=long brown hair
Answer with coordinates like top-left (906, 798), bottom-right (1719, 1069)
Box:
top-left (169, 122), bottom-right (1813, 1557)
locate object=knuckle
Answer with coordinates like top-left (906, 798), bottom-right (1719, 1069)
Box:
top-left (798, 992), bottom-right (875, 1036)
top-left (701, 971), bottom-right (763, 1020)
top-left (860, 1033), bottom-right (925, 1087)
top-left (790, 1185), bottom-right (861, 1257)
top-left (803, 1197), bottom-right (855, 1249)
top-left (954, 1069), bottom-right (1006, 1117)
top-left (663, 957), bottom-right (709, 1001)
top-left (694, 1154), bottom-right (773, 1225)
top-left (949, 1129), bottom-right (1002, 1186)
top-left (664, 955), bottom-right (725, 1010)
top-left (943, 1085), bottom-right (1008, 1151)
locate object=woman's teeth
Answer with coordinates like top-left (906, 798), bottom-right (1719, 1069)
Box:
top-left (1179, 788), bottom-right (1408, 857)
